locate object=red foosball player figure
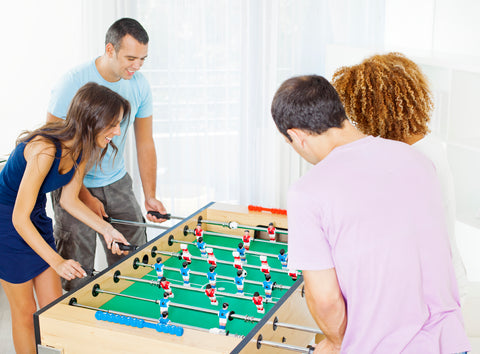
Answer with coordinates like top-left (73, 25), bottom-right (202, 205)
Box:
top-left (205, 284), bottom-right (218, 306)
top-left (288, 269), bottom-right (298, 281)
top-left (207, 248), bottom-right (217, 266)
top-left (160, 277), bottom-right (174, 298)
top-left (243, 230), bottom-right (251, 250)
top-left (260, 255), bottom-right (270, 274)
top-left (252, 291), bottom-right (264, 314)
top-left (194, 223), bottom-right (204, 241)
top-left (267, 222), bottom-right (276, 242)
top-left (232, 251), bottom-right (243, 270)
top-left (180, 244), bottom-right (192, 264)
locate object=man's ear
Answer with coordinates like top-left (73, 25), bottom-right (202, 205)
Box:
top-left (287, 128), bottom-right (307, 147)
top-left (105, 43), bottom-right (115, 57)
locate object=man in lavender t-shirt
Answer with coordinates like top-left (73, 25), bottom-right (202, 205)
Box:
top-left (271, 75), bottom-right (470, 353)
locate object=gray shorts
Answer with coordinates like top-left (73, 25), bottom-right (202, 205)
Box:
top-left (52, 173), bottom-right (146, 291)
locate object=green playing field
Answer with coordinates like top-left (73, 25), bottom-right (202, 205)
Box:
top-left (99, 232), bottom-right (293, 336)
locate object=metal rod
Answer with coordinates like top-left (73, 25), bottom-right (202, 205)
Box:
top-left (168, 215), bottom-right (185, 220)
top-left (107, 217), bottom-right (170, 230)
top-left (116, 273), bottom-right (279, 303)
top-left (95, 288), bottom-right (159, 304)
top-left (172, 238), bottom-right (279, 259)
top-left (152, 249), bottom-right (290, 275)
top-left (135, 262), bottom-right (290, 290)
top-left (272, 316), bottom-right (323, 334)
top-left (94, 285), bottom-right (220, 317)
top-left (275, 322), bottom-right (323, 334)
top-left (188, 228), bottom-right (287, 245)
top-left (256, 336), bottom-right (312, 353)
top-left (201, 219), bottom-right (289, 235)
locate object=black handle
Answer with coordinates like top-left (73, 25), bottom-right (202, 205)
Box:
top-left (103, 216), bottom-right (112, 223)
top-left (147, 211), bottom-right (171, 220)
top-left (116, 242), bottom-right (138, 251)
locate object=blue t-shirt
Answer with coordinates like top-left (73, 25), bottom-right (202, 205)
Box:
top-left (237, 247), bottom-right (245, 256)
top-left (160, 298), bottom-right (169, 308)
top-left (47, 59), bottom-right (153, 187)
top-left (263, 280), bottom-right (273, 290)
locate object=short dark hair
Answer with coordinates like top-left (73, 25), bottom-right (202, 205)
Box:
top-left (105, 18), bottom-right (149, 51)
top-left (271, 75), bottom-right (347, 141)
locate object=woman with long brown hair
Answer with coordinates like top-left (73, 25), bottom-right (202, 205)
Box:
top-left (0, 82), bottom-right (131, 353)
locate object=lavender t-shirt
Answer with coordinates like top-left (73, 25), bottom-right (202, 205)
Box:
top-left (287, 136), bottom-right (470, 353)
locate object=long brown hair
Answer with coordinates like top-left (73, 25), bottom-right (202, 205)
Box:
top-left (331, 52), bottom-right (433, 142)
top-left (17, 82), bottom-right (130, 168)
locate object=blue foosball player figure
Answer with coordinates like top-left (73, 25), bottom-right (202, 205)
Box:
top-left (237, 242), bottom-right (247, 263)
top-left (263, 274), bottom-right (273, 301)
top-left (207, 265), bottom-right (217, 288)
top-left (195, 236), bottom-right (207, 257)
top-left (159, 292), bottom-right (170, 314)
top-left (154, 257), bottom-right (164, 280)
top-left (218, 303), bottom-right (230, 332)
top-left (234, 269), bottom-right (245, 294)
top-left (278, 249), bottom-right (288, 269)
top-left (159, 311), bottom-right (170, 325)
top-left (180, 261), bottom-right (191, 287)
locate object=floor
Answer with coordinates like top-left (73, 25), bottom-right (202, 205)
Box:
top-left (0, 284), bottom-right (15, 354)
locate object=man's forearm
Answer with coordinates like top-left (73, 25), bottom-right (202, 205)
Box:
top-left (303, 269), bottom-right (347, 348)
top-left (137, 142), bottom-right (157, 200)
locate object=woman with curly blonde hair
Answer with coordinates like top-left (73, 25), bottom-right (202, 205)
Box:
top-left (332, 52), bottom-right (433, 143)
top-left (332, 52), bottom-right (467, 305)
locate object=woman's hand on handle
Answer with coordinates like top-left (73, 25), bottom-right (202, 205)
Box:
top-left (53, 258), bottom-right (87, 281)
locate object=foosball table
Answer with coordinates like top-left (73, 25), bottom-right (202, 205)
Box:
top-left (34, 203), bottom-right (322, 353)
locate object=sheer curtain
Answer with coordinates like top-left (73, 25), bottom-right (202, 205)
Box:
top-left (82, 0), bottom-right (385, 217)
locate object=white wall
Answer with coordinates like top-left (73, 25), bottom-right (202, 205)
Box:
top-left (0, 0), bottom-right (84, 154)
top-left (326, 0), bottom-right (480, 281)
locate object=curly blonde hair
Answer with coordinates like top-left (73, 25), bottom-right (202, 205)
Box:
top-left (331, 52), bottom-right (433, 142)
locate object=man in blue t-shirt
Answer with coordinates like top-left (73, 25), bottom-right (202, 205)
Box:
top-left (46, 18), bottom-right (167, 291)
